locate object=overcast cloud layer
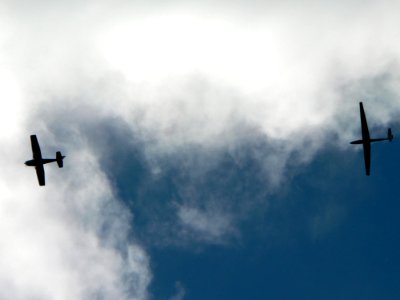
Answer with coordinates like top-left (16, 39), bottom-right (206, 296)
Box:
top-left (1, 1), bottom-right (400, 299)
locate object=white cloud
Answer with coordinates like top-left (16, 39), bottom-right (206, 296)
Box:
top-left (177, 204), bottom-right (237, 244)
top-left (0, 134), bottom-right (151, 300)
top-left (1, 1), bottom-right (400, 293)
top-left (88, 1), bottom-right (400, 170)
top-left (169, 281), bottom-right (186, 300)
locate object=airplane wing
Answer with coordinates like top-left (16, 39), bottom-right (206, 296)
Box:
top-left (359, 103), bottom-right (371, 176)
top-left (30, 135), bottom-right (42, 160)
top-left (35, 164), bottom-right (45, 186)
top-left (363, 142), bottom-right (371, 176)
top-left (360, 102), bottom-right (370, 141)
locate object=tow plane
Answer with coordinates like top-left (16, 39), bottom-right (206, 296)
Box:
top-left (25, 135), bottom-right (65, 186)
top-left (350, 102), bottom-right (393, 176)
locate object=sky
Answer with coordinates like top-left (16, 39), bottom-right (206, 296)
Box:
top-left (1, 0), bottom-right (400, 299)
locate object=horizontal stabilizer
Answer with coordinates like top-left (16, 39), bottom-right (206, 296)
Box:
top-left (388, 128), bottom-right (394, 142)
top-left (56, 151), bottom-right (65, 168)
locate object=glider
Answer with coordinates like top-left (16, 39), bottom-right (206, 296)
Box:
top-left (350, 102), bottom-right (393, 176)
top-left (25, 135), bottom-right (65, 186)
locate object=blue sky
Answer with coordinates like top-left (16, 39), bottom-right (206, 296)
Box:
top-left (1, 1), bottom-right (400, 299)
top-left (111, 121), bottom-right (400, 300)
top-left (141, 141), bottom-right (399, 300)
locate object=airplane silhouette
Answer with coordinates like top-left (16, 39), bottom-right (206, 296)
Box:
top-left (25, 135), bottom-right (65, 186)
top-left (350, 102), bottom-right (393, 176)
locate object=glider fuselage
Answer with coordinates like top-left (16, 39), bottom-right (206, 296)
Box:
top-left (25, 158), bottom-right (57, 167)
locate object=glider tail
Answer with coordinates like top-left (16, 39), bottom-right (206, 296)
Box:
top-left (56, 151), bottom-right (65, 168)
top-left (388, 128), bottom-right (394, 142)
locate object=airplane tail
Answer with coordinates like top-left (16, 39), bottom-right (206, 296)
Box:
top-left (56, 151), bottom-right (65, 168)
top-left (388, 128), bottom-right (394, 142)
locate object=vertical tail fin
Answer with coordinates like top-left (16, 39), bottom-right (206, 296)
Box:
top-left (56, 151), bottom-right (65, 168)
top-left (388, 128), bottom-right (394, 142)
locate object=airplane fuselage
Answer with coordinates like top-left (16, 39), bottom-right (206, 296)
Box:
top-left (350, 138), bottom-right (388, 145)
top-left (25, 158), bottom-right (57, 167)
